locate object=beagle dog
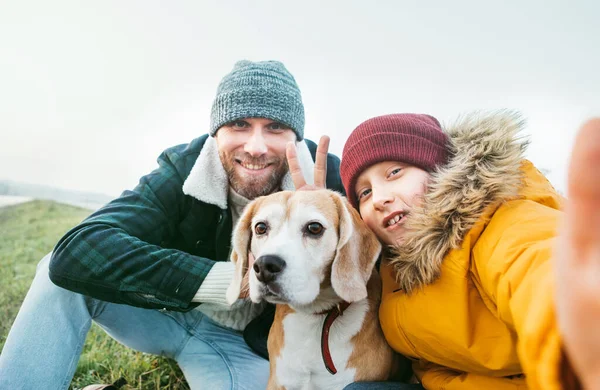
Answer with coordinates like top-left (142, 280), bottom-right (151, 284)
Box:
top-left (227, 189), bottom-right (401, 390)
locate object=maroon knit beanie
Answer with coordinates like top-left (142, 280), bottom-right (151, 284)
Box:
top-left (341, 113), bottom-right (450, 209)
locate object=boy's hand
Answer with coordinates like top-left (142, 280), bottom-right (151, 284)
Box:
top-left (555, 118), bottom-right (600, 389)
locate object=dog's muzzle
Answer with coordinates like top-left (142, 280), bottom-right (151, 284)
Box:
top-left (254, 255), bottom-right (286, 284)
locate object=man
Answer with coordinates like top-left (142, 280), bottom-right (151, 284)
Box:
top-left (0, 60), bottom-right (344, 389)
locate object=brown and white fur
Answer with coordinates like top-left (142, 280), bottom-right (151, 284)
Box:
top-left (227, 189), bottom-right (399, 390)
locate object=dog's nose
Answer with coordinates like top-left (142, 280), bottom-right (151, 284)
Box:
top-left (254, 255), bottom-right (286, 284)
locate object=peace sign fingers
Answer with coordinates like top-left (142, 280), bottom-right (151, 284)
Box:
top-left (286, 135), bottom-right (330, 191)
top-left (313, 136), bottom-right (330, 189)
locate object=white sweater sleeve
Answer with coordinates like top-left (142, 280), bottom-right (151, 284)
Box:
top-left (192, 261), bottom-right (235, 306)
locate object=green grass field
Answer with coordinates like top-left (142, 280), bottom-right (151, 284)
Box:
top-left (0, 200), bottom-right (189, 389)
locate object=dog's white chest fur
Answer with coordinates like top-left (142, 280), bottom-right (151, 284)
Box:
top-left (275, 300), bottom-right (369, 390)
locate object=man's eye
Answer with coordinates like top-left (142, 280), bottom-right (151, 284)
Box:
top-left (232, 120), bottom-right (247, 128)
top-left (268, 122), bottom-right (287, 131)
top-left (357, 188), bottom-right (371, 201)
top-left (254, 222), bottom-right (268, 235)
top-left (305, 222), bottom-right (324, 236)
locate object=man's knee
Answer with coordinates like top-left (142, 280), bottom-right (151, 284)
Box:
top-left (29, 252), bottom-right (66, 296)
top-left (27, 252), bottom-right (103, 315)
top-left (35, 252), bottom-right (53, 272)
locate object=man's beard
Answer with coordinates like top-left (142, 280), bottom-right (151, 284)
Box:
top-left (219, 151), bottom-right (289, 200)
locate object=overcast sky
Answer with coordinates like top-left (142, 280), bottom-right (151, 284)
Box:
top-left (0, 0), bottom-right (598, 197)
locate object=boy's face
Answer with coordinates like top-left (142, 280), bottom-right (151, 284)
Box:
top-left (215, 117), bottom-right (296, 199)
top-left (355, 161), bottom-right (430, 246)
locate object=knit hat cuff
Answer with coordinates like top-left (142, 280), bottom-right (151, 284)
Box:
top-left (210, 88), bottom-right (305, 139)
top-left (342, 132), bottom-right (448, 208)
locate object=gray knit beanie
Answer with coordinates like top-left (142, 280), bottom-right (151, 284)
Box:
top-left (210, 60), bottom-right (305, 140)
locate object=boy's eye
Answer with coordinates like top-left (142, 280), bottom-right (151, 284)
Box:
top-left (388, 168), bottom-right (402, 177)
top-left (357, 188), bottom-right (371, 201)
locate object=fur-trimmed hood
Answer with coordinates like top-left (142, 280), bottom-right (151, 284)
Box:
top-left (387, 110), bottom-right (529, 293)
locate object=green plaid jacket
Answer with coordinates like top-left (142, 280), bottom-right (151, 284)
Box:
top-left (49, 134), bottom-right (344, 312)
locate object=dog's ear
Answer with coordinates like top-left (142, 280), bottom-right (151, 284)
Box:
top-left (330, 192), bottom-right (382, 302)
top-left (226, 198), bottom-right (260, 305)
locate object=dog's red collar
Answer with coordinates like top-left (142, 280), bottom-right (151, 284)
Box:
top-left (320, 301), bottom-right (351, 375)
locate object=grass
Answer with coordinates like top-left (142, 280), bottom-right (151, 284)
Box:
top-left (0, 200), bottom-right (189, 389)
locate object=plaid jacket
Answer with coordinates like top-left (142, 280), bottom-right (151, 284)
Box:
top-left (48, 134), bottom-right (344, 312)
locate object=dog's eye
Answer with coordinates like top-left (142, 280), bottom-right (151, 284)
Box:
top-left (305, 222), bottom-right (324, 236)
top-left (254, 222), bottom-right (268, 235)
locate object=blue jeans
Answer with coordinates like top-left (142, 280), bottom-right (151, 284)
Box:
top-left (0, 253), bottom-right (269, 390)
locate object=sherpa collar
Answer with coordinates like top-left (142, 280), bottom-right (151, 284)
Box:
top-left (182, 136), bottom-right (315, 209)
top-left (387, 111), bottom-right (529, 293)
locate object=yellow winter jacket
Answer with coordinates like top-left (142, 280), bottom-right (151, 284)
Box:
top-left (379, 112), bottom-right (571, 389)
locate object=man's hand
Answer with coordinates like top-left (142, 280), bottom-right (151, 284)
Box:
top-left (555, 118), bottom-right (600, 389)
top-left (287, 136), bottom-right (330, 190)
top-left (238, 252), bottom-right (255, 300)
